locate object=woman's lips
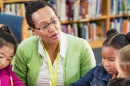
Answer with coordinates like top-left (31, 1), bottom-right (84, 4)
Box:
top-left (50, 33), bottom-right (58, 39)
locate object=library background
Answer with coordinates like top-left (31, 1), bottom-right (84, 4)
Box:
top-left (0, 0), bottom-right (130, 64)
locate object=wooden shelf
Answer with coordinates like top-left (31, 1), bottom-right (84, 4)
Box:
top-left (110, 14), bottom-right (130, 18)
top-left (61, 15), bottom-right (108, 24)
top-left (79, 15), bottom-right (107, 22)
top-left (89, 40), bottom-right (104, 48)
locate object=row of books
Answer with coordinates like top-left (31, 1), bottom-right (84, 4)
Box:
top-left (110, 0), bottom-right (130, 15)
top-left (4, 0), bottom-right (130, 22)
top-left (61, 21), bottom-right (106, 41)
top-left (3, 0), bottom-right (59, 16)
top-left (2, 0), bottom-right (130, 20)
top-left (59, 0), bottom-right (103, 21)
top-left (3, 0), bottom-right (104, 20)
top-left (110, 17), bottom-right (130, 34)
top-left (4, 3), bottom-right (26, 16)
top-left (3, 0), bottom-right (58, 16)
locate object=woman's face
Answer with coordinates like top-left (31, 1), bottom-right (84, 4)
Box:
top-left (32, 6), bottom-right (61, 45)
top-left (0, 45), bottom-right (14, 69)
top-left (102, 46), bottom-right (119, 74)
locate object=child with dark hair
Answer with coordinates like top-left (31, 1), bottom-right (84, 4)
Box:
top-left (0, 24), bottom-right (25, 86)
top-left (70, 29), bottom-right (130, 86)
top-left (108, 77), bottom-right (130, 86)
top-left (116, 44), bottom-right (130, 78)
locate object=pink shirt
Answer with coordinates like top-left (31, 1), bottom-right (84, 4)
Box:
top-left (0, 65), bottom-right (25, 86)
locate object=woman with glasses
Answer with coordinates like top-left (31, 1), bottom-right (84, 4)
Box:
top-left (13, 1), bottom-right (96, 86)
top-left (0, 24), bottom-right (25, 86)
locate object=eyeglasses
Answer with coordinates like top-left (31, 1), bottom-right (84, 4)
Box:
top-left (35, 17), bottom-right (60, 31)
top-left (0, 26), bottom-right (11, 33)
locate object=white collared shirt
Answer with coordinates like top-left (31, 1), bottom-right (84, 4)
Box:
top-left (36, 32), bottom-right (67, 86)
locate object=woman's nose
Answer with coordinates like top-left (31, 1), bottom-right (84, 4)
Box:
top-left (48, 24), bottom-right (56, 32)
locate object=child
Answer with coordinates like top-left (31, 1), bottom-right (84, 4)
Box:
top-left (116, 44), bottom-right (130, 77)
top-left (0, 24), bottom-right (25, 86)
top-left (70, 29), bottom-right (130, 86)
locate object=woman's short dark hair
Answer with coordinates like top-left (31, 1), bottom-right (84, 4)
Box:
top-left (25, 0), bottom-right (57, 28)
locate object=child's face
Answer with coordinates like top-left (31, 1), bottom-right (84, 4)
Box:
top-left (102, 46), bottom-right (119, 74)
top-left (0, 45), bottom-right (14, 69)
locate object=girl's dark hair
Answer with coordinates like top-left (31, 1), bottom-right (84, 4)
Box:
top-left (103, 29), bottom-right (130, 49)
top-left (0, 25), bottom-right (17, 54)
top-left (25, 0), bottom-right (57, 28)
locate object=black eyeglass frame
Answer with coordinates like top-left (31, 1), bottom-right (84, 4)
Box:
top-left (34, 17), bottom-right (60, 31)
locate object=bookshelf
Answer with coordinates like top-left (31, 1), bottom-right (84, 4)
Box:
top-left (0, 0), bottom-right (32, 41)
top-left (0, 0), bottom-right (130, 48)
top-left (0, 0), bottom-right (32, 12)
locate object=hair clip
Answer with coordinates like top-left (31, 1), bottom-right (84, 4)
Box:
top-left (0, 26), bottom-right (11, 33)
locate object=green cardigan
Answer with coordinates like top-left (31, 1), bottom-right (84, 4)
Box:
top-left (13, 33), bottom-right (96, 86)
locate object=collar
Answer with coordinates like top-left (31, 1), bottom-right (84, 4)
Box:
top-left (38, 32), bottom-right (67, 58)
top-left (98, 65), bottom-right (111, 81)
